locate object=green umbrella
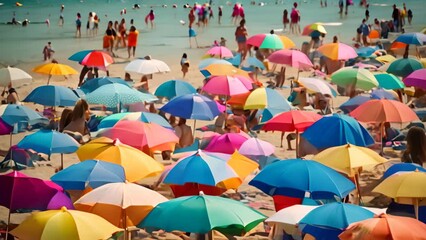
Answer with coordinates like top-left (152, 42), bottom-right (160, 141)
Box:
top-left (331, 67), bottom-right (378, 91)
top-left (386, 58), bottom-right (423, 78)
top-left (374, 73), bottom-right (405, 90)
top-left (138, 193), bottom-right (266, 235)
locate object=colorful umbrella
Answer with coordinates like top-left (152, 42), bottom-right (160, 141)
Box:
top-left (374, 73), bottom-right (405, 90)
top-left (356, 46), bottom-right (377, 57)
top-left (278, 35), bottom-right (296, 49)
top-left (297, 77), bottom-right (338, 97)
top-left (376, 54), bottom-right (396, 63)
top-left (244, 87), bottom-right (293, 110)
top-left (74, 50), bottom-right (114, 68)
top-left (383, 163), bottom-right (426, 179)
top-left (204, 132), bottom-right (249, 154)
top-left (0, 145), bottom-right (43, 169)
top-left (99, 120), bottom-right (179, 153)
top-left (124, 57), bottom-right (170, 75)
top-left (339, 95), bottom-right (371, 114)
top-left (68, 49), bottom-right (94, 62)
top-left (0, 66), bottom-right (32, 87)
top-left (302, 23), bottom-right (327, 36)
top-left (317, 43), bottom-right (358, 60)
top-left (202, 75), bottom-right (253, 96)
top-left (339, 214), bottom-right (426, 240)
top-left (267, 49), bottom-right (313, 70)
top-left (97, 113), bottom-right (131, 129)
top-left (10, 206), bottom-right (122, 240)
top-left (404, 69), bottom-right (426, 89)
top-left (32, 62), bottom-right (78, 85)
top-left (198, 58), bottom-right (232, 69)
top-left (23, 85), bottom-right (79, 107)
top-left (139, 193), bottom-right (266, 235)
top-left (246, 33), bottom-right (284, 49)
top-left (350, 99), bottom-right (419, 123)
top-left (249, 159), bottom-right (355, 199)
top-left (331, 67), bottom-right (378, 91)
top-left (387, 57), bottom-right (423, 78)
top-left (79, 76), bottom-right (131, 94)
top-left (154, 79), bottom-right (196, 100)
top-left (201, 63), bottom-right (250, 78)
top-left (120, 112), bottom-right (172, 129)
top-left (0, 104), bottom-right (47, 127)
top-left (75, 182), bottom-right (167, 230)
top-left (394, 32), bottom-right (426, 58)
top-left (205, 46), bottom-right (234, 58)
top-left (50, 160), bottom-right (125, 190)
top-left (263, 110), bottom-right (322, 132)
top-left (241, 56), bottom-right (266, 70)
top-left (370, 88), bottom-right (399, 100)
top-left (239, 137), bottom-right (275, 157)
top-left (76, 137), bottom-right (164, 182)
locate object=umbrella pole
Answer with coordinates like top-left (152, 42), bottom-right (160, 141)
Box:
top-left (6, 209), bottom-right (11, 238)
top-left (414, 198), bottom-right (419, 220)
top-left (47, 75), bottom-right (51, 85)
top-left (295, 130), bottom-right (299, 158)
top-left (60, 153), bottom-right (63, 171)
top-left (354, 172), bottom-right (363, 205)
top-left (192, 120), bottom-right (197, 139)
top-left (123, 210), bottom-right (128, 240)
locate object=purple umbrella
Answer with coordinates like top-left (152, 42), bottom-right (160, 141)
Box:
top-left (404, 69), bottom-right (426, 90)
top-left (239, 137), bottom-right (275, 157)
top-left (204, 133), bottom-right (249, 154)
top-left (0, 118), bottom-right (13, 135)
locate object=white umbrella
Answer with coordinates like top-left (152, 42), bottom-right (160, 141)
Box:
top-left (125, 56), bottom-right (170, 75)
top-left (0, 66), bottom-right (32, 87)
top-left (298, 77), bottom-right (338, 97)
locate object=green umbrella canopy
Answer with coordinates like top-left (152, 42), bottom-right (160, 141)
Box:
top-left (374, 73), bottom-right (405, 90)
top-left (331, 67), bottom-right (378, 91)
top-left (386, 58), bottom-right (423, 78)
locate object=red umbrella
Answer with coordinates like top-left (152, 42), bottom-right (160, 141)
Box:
top-left (262, 110), bottom-right (323, 132)
top-left (267, 49), bottom-right (313, 70)
top-left (81, 50), bottom-right (114, 68)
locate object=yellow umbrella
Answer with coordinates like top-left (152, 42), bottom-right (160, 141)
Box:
top-left (75, 182), bottom-right (167, 239)
top-left (76, 137), bottom-right (164, 182)
top-left (217, 151), bottom-right (259, 189)
top-left (33, 62), bottom-right (78, 85)
top-left (10, 206), bottom-right (122, 240)
top-left (279, 36), bottom-right (296, 49)
top-left (373, 170), bottom-right (426, 219)
top-left (375, 55), bottom-right (396, 64)
top-left (202, 64), bottom-right (250, 78)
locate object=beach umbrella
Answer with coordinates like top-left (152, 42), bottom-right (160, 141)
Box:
top-left (201, 63), bottom-right (250, 78)
top-left (374, 73), bottom-right (405, 90)
top-left (205, 46), bottom-right (234, 59)
top-left (241, 56), bottom-right (266, 70)
top-left (297, 77), bottom-right (338, 97)
top-left (373, 171), bottom-right (426, 219)
top-left (138, 193), bottom-right (266, 235)
top-left (204, 132), bottom-right (249, 154)
top-left (244, 87), bottom-right (293, 110)
top-left (0, 66), bottom-right (32, 87)
top-left (23, 85), bottom-right (79, 107)
top-left (50, 160), bottom-right (125, 190)
top-left (317, 43), bottom-right (357, 60)
top-left (68, 49), bottom-right (94, 62)
top-left (10, 206), bottom-right (122, 240)
top-left (198, 58), bottom-right (232, 69)
top-left (120, 112), bottom-right (172, 129)
top-left (278, 35), bottom-right (296, 49)
top-left (267, 49), bottom-right (313, 70)
top-left (202, 75), bottom-right (253, 96)
top-left (301, 114), bottom-right (375, 154)
top-left (239, 137), bottom-right (275, 157)
top-left (361, 58), bottom-right (384, 68)
top-left (350, 99), bottom-right (419, 123)
top-left (302, 23), bottom-right (327, 36)
top-left (249, 159), bottom-right (355, 200)
top-left (376, 54), bottom-right (396, 63)
top-left (393, 32), bottom-right (426, 58)
top-left (163, 150), bottom-right (258, 190)
top-left (404, 69), bottom-right (426, 89)
top-left (79, 76), bottom-right (130, 94)
top-left (154, 79), bottom-right (196, 100)
top-left (368, 29), bottom-right (380, 39)
top-left (97, 112), bottom-right (131, 129)
top-left (32, 62), bottom-right (78, 85)
top-left (356, 46), bottom-right (377, 57)
top-left (339, 214), bottom-right (426, 240)
top-left (85, 83), bottom-right (157, 110)
top-left (0, 145), bottom-right (44, 169)
top-left (76, 137), bottom-right (164, 182)
top-left (124, 57), bottom-right (170, 75)
top-left (69, 50), bottom-right (114, 68)
top-left (99, 120), bottom-right (179, 153)
top-left (331, 67), bottom-right (378, 91)
top-left (75, 182), bottom-right (167, 232)
top-left (370, 88), bottom-right (399, 100)
top-left (387, 57), bottom-right (423, 78)
top-left (383, 163), bottom-right (426, 179)
top-left (266, 205), bottom-right (318, 233)
top-left (338, 95), bottom-right (371, 114)
top-left (247, 33), bottom-right (284, 49)
top-left (0, 118), bottom-right (13, 135)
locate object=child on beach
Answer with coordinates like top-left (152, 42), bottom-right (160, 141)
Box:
top-left (407, 9), bottom-right (413, 25)
top-left (145, 9), bottom-right (155, 29)
top-left (127, 26), bottom-right (138, 58)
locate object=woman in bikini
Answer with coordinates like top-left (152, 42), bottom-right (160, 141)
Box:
top-left (235, 19), bottom-right (248, 60)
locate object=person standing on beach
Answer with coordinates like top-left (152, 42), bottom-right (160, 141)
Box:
top-left (43, 42), bottom-right (54, 61)
top-left (59, 4), bottom-right (64, 27)
top-left (188, 8), bottom-right (195, 28)
top-left (290, 2), bottom-right (300, 35)
top-left (365, 4), bottom-right (370, 21)
top-left (360, 19), bottom-right (370, 46)
top-left (345, 0), bottom-right (352, 15)
top-left (218, 6), bottom-right (222, 24)
top-left (235, 19), bottom-right (248, 60)
top-left (127, 26), bottom-right (138, 58)
top-left (75, 13), bottom-right (81, 38)
top-left (118, 18), bottom-right (127, 48)
top-left (392, 4), bottom-right (400, 32)
top-left (180, 53), bottom-right (190, 78)
top-left (283, 9), bottom-right (289, 31)
top-left (103, 29), bottom-right (115, 57)
top-left (145, 9), bottom-right (155, 29)
top-left (407, 9), bottom-right (413, 25)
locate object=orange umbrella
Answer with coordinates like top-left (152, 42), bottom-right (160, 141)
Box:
top-left (202, 64), bottom-right (250, 78)
top-left (339, 214), bottom-right (426, 240)
top-left (32, 62), bottom-right (78, 85)
top-left (317, 43), bottom-right (358, 60)
top-left (278, 36), bottom-right (296, 49)
top-left (369, 30), bottom-right (380, 39)
top-left (227, 92), bottom-right (251, 107)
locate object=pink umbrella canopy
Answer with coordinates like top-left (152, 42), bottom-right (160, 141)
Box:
top-left (403, 69), bottom-right (426, 89)
top-left (206, 46), bottom-right (234, 59)
top-left (204, 133), bottom-right (249, 154)
top-left (239, 137), bottom-right (275, 156)
top-left (267, 49), bottom-right (313, 70)
top-left (202, 75), bottom-right (253, 96)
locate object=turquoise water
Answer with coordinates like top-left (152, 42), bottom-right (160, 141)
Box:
top-left (0, 0), bottom-right (425, 68)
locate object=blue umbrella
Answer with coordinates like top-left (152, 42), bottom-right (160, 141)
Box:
top-left (225, 53), bottom-right (242, 67)
top-left (23, 85), bottom-right (79, 107)
top-left (0, 104), bottom-right (48, 126)
top-left (383, 163), bottom-right (426, 179)
top-left (394, 32), bottom-right (426, 45)
top-left (50, 160), bottom-right (125, 190)
top-left (370, 88), bottom-right (398, 100)
top-left (154, 80), bottom-right (196, 100)
top-left (356, 46), bottom-right (377, 57)
top-left (98, 113), bottom-right (132, 129)
top-left (249, 159), bottom-right (356, 200)
top-left (17, 129), bottom-right (80, 169)
top-left (301, 114), bottom-right (374, 150)
top-left (198, 58), bottom-right (232, 70)
top-left (79, 77), bottom-right (131, 94)
top-left (244, 57), bottom-right (266, 70)
top-left (300, 225), bottom-right (343, 240)
top-left (339, 95), bottom-right (371, 114)
top-left (68, 50), bottom-right (94, 62)
top-left (387, 58), bottom-right (423, 78)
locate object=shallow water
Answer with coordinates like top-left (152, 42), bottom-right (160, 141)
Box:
top-left (0, 0), bottom-right (424, 67)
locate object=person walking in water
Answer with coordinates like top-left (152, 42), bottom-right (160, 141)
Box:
top-left (59, 4), bottom-right (64, 26)
top-left (75, 12), bottom-right (81, 38)
top-left (235, 19), bottom-right (248, 60)
top-left (145, 9), bottom-right (155, 29)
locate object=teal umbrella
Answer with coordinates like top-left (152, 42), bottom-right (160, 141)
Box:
top-left (23, 85), bottom-right (79, 107)
top-left (154, 79), bottom-right (196, 100)
top-left (138, 193), bottom-right (266, 235)
top-left (374, 73), bottom-right (405, 90)
top-left (386, 58), bottom-right (423, 78)
top-left (331, 67), bottom-right (378, 91)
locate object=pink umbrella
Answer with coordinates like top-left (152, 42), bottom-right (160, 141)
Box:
top-left (267, 49), bottom-right (313, 70)
top-left (403, 69), bottom-right (426, 89)
top-left (204, 133), bottom-right (249, 154)
top-left (206, 46), bottom-right (234, 59)
top-left (239, 137), bottom-right (275, 156)
top-left (202, 75), bottom-right (253, 96)
top-left (215, 100), bottom-right (226, 112)
top-left (0, 118), bottom-right (13, 135)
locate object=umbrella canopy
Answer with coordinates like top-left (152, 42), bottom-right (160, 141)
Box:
top-left (10, 206), bottom-right (122, 240)
top-left (297, 77), bottom-right (338, 97)
top-left (244, 87), bottom-right (293, 110)
top-left (154, 79), bottom-right (196, 100)
top-left (23, 85), bottom-right (79, 107)
top-left (383, 163), bottom-right (426, 179)
top-left (120, 112), bottom-right (172, 129)
top-left (317, 43), bottom-right (357, 60)
top-left (159, 93), bottom-right (220, 121)
top-left (204, 133), bottom-right (249, 154)
top-left (98, 112), bottom-right (131, 129)
top-left (33, 63), bottom-right (79, 76)
top-left (76, 137), bottom-right (164, 182)
top-left (202, 75), bottom-right (253, 96)
top-left (301, 114), bottom-right (375, 150)
top-left (394, 32), bottom-right (426, 45)
top-left (124, 57), bottom-right (170, 75)
top-left (239, 137), bottom-right (275, 156)
top-left (356, 46), bottom-right (377, 57)
top-left (374, 73), bottom-right (405, 90)
top-left (0, 104), bottom-right (47, 126)
top-left (79, 77), bottom-right (130, 94)
top-left (0, 145), bottom-right (42, 169)
top-left (17, 129), bottom-right (79, 155)
top-left (350, 99), bottom-right (419, 123)
top-left (263, 110), bottom-right (322, 132)
top-left (0, 66), bottom-right (32, 87)
top-left (68, 49), bottom-right (94, 61)
top-left (50, 160), bottom-right (125, 190)
top-left (205, 46), bottom-right (234, 58)
top-left (249, 159), bottom-right (356, 199)
top-left (278, 35), bottom-right (296, 49)
top-left (339, 214), bottom-right (426, 240)
top-left (247, 33), bottom-right (284, 49)
top-left (76, 50), bottom-right (114, 68)
top-left (404, 69), bottom-right (426, 89)
top-left (331, 67), bottom-right (378, 91)
top-left (267, 49), bottom-right (313, 70)
top-left (339, 95), bottom-right (371, 114)
top-left (75, 182), bottom-right (167, 228)
top-left (370, 88), bottom-right (399, 100)
top-left (387, 58), bottom-right (423, 78)
top-left (302, 23), bottom-right (327, 36)
top-left (99, 120), bottom-right (178, 152)
top-left (198, 58), bottom-right (232, 69)
top-left (313, 144), bottom-right (387, 177)
top-left (376, 54), bottom-right (396, 64)
top-left (85, 83), bottom-right (157, 108)
top-left (373, 171), bottom-right (426, 200)
top-left (201, 63), bottom-right (250, 78)
top-left (139, 194), bottom-right (266, 235)
top-left (241, 57), bottom-right (266, 70)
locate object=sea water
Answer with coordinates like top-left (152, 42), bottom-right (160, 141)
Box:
top-left (0, 0), bottom-right (425, 69)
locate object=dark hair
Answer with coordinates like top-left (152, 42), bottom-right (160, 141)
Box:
top-left (182, 53), bottom-right (187, 58)
top-left (106, 29), bottom-right (113, 36)
top-left (403, 127), bottom-right (426, 165)
top-left (130, 26), bottom-right (136, 32)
